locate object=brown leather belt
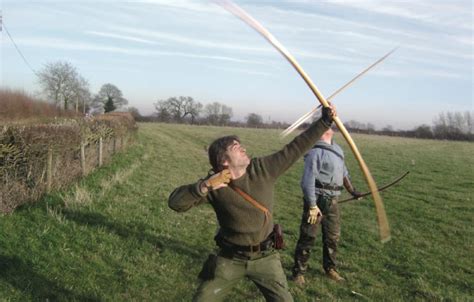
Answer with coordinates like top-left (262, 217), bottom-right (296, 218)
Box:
top-left (216, 236), bottom-right (273, 253)
top-left (315, 181), bottom-right (343, 191)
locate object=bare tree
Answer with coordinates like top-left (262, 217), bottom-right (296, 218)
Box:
top-left (154, 96), bottom-right (202, 123)
top-left (188, 102), bottom-right (203, 124)
top-left (127, 107), bottom-right (142, 120)
top-left (95, 83), bottom-right (128, 112)
top-left (464, 111), bottom-right (473, 133)
top-left (434, 112), bottom-right (447, 127)
top-left (246, 113), bottom-right (263, 128)
top-left (154, 100), bottom-right (172, 122)
top-left (344, 120), bottom-right (366, 130)
top-left (167, 97), bottom-right (186, 122)
top-left (413, 124), bottom-right (433, 138)
top-left (204, 102), bottom-right (233, 125)
top-left (205, 102), bottom-right (221, 125)
top-left (382, 125), bottom-right (394, 132)
top-left (433, 111), bottom-right (473, 139)
top-left (220, 105), bottom-right (233, 126)
top-left (175, 96), bottom-right (202, 123)
top-left (72, 77), bottom-right (91, 114)
top-left (38, 61), bottom-right (90, 111)
top-left (367, 122), bottom-right (376, 133)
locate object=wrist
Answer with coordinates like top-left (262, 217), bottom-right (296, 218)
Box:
top-left (199, 180), bottom-right (210, 194)
top-left (321, 118), bottom-right (332, 129)
top-left (321, 107), bottom-right (334, 127)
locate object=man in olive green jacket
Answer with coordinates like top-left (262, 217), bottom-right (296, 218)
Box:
top-left (168, 106), bottom-right (335, 301)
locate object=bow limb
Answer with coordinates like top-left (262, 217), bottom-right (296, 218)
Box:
top-left (334, 118), bottom-right (391, 242)
top-left (217, 0), bottom-right (391, 242)
top-left (339, 171), bottom-right (410, 204)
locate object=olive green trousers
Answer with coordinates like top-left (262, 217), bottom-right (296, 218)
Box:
top-left (193, 251), bottom-right (293, 302)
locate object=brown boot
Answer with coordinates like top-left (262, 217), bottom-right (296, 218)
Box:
top-left (326, 269), bottom-right (344, 282)
top-left (293, 275), bottom-right (306, 286)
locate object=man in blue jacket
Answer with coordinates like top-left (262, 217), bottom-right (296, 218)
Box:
top-left (292, 127), bottom-right (361, 285)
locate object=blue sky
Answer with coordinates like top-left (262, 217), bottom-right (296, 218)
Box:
top-left (1, 0), bottom-right (472, 130)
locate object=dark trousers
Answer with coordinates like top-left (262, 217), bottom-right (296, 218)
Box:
top-left (292, 195), bottom-right (340, 277)
top-left (194, 251), bottom-right (293, 302)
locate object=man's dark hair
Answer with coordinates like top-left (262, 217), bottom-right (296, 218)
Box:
top-left (208, 135), bottom-right (240, 172)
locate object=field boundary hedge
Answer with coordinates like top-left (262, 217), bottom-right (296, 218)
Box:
top-left (0, 112), bottom-right (137, 213)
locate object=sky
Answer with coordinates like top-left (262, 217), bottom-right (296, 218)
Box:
top-left (1, 0), bottom-right (472, 130)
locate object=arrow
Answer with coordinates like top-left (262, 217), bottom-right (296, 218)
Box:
top-left (281, 47), bottom-right (398, 137)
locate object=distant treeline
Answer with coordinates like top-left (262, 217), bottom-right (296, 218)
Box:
top-left (135, 96), bottom-right (291, 129)
top-left (340, 113), bottom-right (473, 141)
top-left (133, 95), bottom-right (473, 142)
top-left (341, 125), bottom-right (473, 141)
top-left (1, 89), bottom-right (471, 142)
top-left (14, 57), bottom-right (472, 142)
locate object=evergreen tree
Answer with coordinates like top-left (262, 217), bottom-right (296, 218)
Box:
top-left (104, 97), bottom-right (116, 113)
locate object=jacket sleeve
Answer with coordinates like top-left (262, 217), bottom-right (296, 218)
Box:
top-left (301, 150), bottom-right (321, 208)
top-left (343, 163), bottom-right (349, 178)
top-left (168, 180), bottom-right (208, 212)
top-left (259, 119), bottom-right (329, 179)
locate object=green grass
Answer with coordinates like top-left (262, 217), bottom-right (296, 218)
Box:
top-left (1, 123), bottom-right (473, 301)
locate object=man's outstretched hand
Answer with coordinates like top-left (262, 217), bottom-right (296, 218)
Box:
top-left (351, 190), bottom-right (363, 200)
top-left (321, 104), bottom-right (337, 127)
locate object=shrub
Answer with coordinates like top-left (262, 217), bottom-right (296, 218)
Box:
top-left (0, 89), bottom-right (78, 122)
top-left (0, 109), bottom-right (137, 213)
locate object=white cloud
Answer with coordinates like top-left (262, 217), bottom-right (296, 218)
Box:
top-left (85, 31), bottom-right (163, 45)
top-left (127, 0), bottom-right (224, 14)
top-left (327, 0), bottom-right (471, 29)
top-left (292, 49), bottom-right (361, 63)
top-left (405, 44), bottom-right (473, 61)
top-left (256, 2), bottom-right (472, 62)
top-left (207, 65), bottom-right (275, 77)
top-left (14, 37), bottom-right (271, 65)
top-left (107, 26), bottom-right (272, 54)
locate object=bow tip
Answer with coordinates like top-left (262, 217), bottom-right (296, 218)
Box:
top-left (380, 235), bottom-right (392, 244)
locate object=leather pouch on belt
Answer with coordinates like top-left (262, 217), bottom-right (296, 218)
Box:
top-left (198, 254), bottom-right (218, 280)
top-left (273, 224), bottom-right (285, 250)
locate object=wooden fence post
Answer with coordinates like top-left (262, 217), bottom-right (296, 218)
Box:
top-left (46, 147), bottom-right (53, 193)
top-left (98, 137), bottom-right (103, 167)
top-left (81, 141), bottom-right (86, 176)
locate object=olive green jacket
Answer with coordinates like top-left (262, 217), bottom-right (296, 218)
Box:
top-left (168, 119), bottom-right (329, 246)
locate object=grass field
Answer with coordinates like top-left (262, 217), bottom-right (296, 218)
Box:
top-left (1, 122), bottom-right (473, 301)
